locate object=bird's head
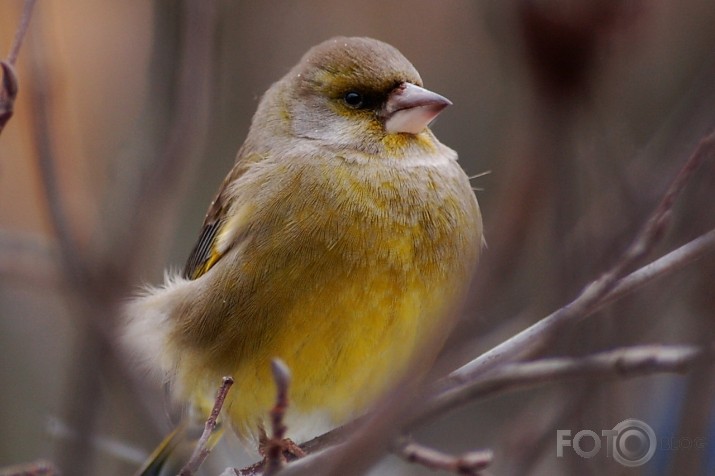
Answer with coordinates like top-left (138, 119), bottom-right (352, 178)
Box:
top-left (254, 37), bottom-right (452, 157)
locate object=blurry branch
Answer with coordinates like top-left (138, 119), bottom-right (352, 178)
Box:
top-left (27, 36), bottom-right (89, 290)
top-left (450, 128), bottom-right (715, 383)
top-left (448, 226), bottom-right (715, 386)
top-left (4, 0), bottom-right (36, 66)
top-left (394, 439), bottom-right (492, 476)
top-left (420, 344), bottom-right (711, 427)
top-left (0, 460), bottom-right (60, 476)
top-left (119, 0), bottom-right (217, 277)
top-left (0, 230), bottom-right (58, 287)
top-left (498, 386), bottom-right (591, 475)
top-left (292, 340), bottom-right (714, 468)
top-left (0, 0), bottom-right (36, 135)
top-left (179, 376), bottom-right (234, 476)
top-left (20, 0), bottom-right (218, 472)
top-left (24, 9), bottom-right (126, 473)
top-left (46, 416), bottom-right (146, 466)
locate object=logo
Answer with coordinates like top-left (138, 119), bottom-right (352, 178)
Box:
top-left (557, 419), bottom-right (657, 467)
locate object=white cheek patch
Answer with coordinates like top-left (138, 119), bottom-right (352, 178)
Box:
top-left (385, 105), bottom-right (443, 134)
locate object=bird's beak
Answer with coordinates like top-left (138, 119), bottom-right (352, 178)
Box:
top-left (384, 82), bottom-right (452, 135)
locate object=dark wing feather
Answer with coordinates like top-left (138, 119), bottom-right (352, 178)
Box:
top-left (182, 152), bottom-right (259, 280)
top-left (182, 220), bottom-right (223, 279)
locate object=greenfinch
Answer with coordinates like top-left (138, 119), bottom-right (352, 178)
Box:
top-left (124, 36), bottom-right (483, 473)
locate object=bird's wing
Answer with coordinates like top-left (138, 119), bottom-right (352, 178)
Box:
top-left (182, 153), bottom-right (260, 280)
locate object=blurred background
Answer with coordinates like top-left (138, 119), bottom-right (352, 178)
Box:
top-left (1, 0), bottom-right (715, 475)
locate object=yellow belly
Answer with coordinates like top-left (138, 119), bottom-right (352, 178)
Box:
top-left (226, 261), bottom-right (447, 440)
top-left (179, 229), bottom-right (464, 442)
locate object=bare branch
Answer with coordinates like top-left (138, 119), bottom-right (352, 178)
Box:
top-left (0, 0), bottom-right (38, 135)
top-left (0, 62), bottom-right (18, 135)
top-left (119, 0), bottom-right (218, 277)
top-left (14, 0), bottom-right (219, 471)
top-left (420, 344), bottom-right (710, 427)
top-left (263, 358), bottom-right (293, 475)
top-left (0, 459), bottom-right (60, 476)
top-left (268, 344), bottom-right (707, 476)
top-left (5, 0), bottom-right (37, 66)
top-left (449, 128), bottom-right (714, 384)
top-left (449, 227), bottom-right (715, 385)
top-left (395, 439), bottom-right (493, 475)
top-left (179, 376), bottom-right (234, 476)
top-left (0, 230), bottom-right (58, 287)
top-left (26, 44), bottom-right (88, 287)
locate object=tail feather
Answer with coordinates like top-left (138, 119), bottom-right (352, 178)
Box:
top-left (122, 273), bottom-right (194, 379)
top-left (136, 420), bottom-right (225, 476)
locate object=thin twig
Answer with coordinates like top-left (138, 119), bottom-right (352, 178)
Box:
top-left (0, 62), bottom-right (18, 134)
top-left (119, 0), bottom-right (217, 277)
top-left (45, 416), bottom-right (146, 466)
top-left (0, 0), bottom-right (37, 135)
top-left (179, 376), bottom-right (234, 476)
top-left (25, 18), bottom-right (106, 474)
top-left (450, 128), bottom-right (715, 384)
top-left (263, 359), bottom-right (293, 475)
top-left (26, 41), bottom-right (88, 287)
top-left (420, 344), bottom-right (710, 426)
top-left (22, 0), bottom-right (218, 470)
top-left (448, 227), bottom-right (715, 386)
top-left (0, 459), bottom-right (60, 476)
top-left (263, 344), bottom-right (706, 476)
top-left (5, 0), bottom-right (37, 66)
top-left (395, 439), bottom-right (493, 475)
top-left (0, 230), bottom-right (58, 287)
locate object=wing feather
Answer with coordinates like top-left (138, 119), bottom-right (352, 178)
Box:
top-left (182, 152), bottom-right (261, 280)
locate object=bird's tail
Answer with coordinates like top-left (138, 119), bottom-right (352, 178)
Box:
top-left (122, 272), bottom-right (195, 379)
top-left (135, 420), bottom-right (225, 476)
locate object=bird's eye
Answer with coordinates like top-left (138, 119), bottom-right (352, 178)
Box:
top-left (344, 91), bottom-right (364, 108)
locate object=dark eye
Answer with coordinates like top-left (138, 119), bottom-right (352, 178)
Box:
top-left (344, 91), bottom-right (364, 108)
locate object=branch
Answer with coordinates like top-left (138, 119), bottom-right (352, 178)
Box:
top-left (20, 0), bottom-right (219, 471)
top-left (0, 460), bottom-right (59, 476)
top-left (419, 344), bottom-right (711, 427)
top-left (179, 376), bottom-right (234, 476)
top-left (119, 0), bottom-right (217, 277)
top-left (448, 227), bottom-right (715, 385)
top-left (0, 0), bottom-right (38, 135)
top-left (395, 439), bottom-right (492, 476)
top-left (25, 12), bottom-right (88, 290)
top-left (263, 359), bottom-right (293, 475)
top-left (5, 0), bottom-right (37, 66)
top-left (0, 230), bottom-right (58, 287)
top-left (449, 128), bottom-right (714, 383)
top-left (268, 344), bottom-right (707, 476)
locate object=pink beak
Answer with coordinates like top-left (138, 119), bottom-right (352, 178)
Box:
top-left (384, 82), bottom-right (452, 134)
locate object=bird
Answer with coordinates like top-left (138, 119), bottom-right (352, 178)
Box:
top-left (123, 36), bottom-right (483, 474)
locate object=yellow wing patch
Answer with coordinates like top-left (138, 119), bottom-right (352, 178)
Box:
top-left (182, 202), bottom-right (254, 280)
